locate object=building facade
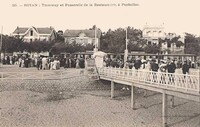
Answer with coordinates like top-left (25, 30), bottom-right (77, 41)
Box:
top-left (142, 24), bottom-right (185, 54)
top-left (63, 29), bottom-right (101, 49)
top-left (12, 26), bottom-right (57, 42)
top-left (143, 25), bottom-right (165, 44)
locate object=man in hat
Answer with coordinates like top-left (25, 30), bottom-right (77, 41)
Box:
top-left (150, 59), bottom-right (159, 83)
top-left (167, 60), bottom-right (176, 73)
top-left (182, 61), bottom-right (190, 75)
top-left (134, 58), bottom-right (142, 70)
top-left (151, 59), bottom-right (159, 72)
top-left (166, 59), bottom-right (176, 86)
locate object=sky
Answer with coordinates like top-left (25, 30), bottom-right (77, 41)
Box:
top-left (0, 0), bottom-right (200, 36)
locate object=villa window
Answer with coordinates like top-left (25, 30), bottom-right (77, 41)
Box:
top-left (30, 30), bottom-right (33, 36)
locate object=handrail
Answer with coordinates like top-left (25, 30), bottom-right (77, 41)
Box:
top-left (98, 67), bottom-right (200, 94)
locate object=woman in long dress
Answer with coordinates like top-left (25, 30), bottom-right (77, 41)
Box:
top-left (76, 59), bottom-right (80, 69)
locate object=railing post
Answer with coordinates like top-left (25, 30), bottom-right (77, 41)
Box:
top-left (166, 72), bottom-right (168, 87)
top-left (111, 80), bottom-right (114, 98)
top-left (174, 73), bottom-right (177, 89)
top-left (132, 69), bottom-right (134, 82)
top-left (162, 90), bottom-right (168, 127)
top-left (186, 74), bottom-right (188, 90)
top-left (150, 71), bottom-right (153, 84)
top-left (131, 85), bottom-right (136, 110)
top-left (122, 68), bottom-right (124, 80)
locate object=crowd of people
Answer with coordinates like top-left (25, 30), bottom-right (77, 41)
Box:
top-left (103, 56), bottom-right (196, 75)
top-left (1, 56), bottom-right (18, 65)
top-left (0, 54), bottom-right (198, 75)
top-left (34, 56), bottom-right (86, 70)
top-left (34, 56), bottom-right (85, 70)
top-left (1, 55), bottom-right (86, 70)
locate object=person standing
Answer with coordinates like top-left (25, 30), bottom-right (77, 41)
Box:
top-left (166, 60), bottom-right (176, 108)
top-left (76, 59), bottom-right (80, 69)
top-left (150, 59), bottom-right (159, 82)
top-left (37, 57), bottom-right (42, 70)
top-left (42, 57), bottom-right (47, 70)
top-left (151, 59), bottom-right (159, 72)
top-left (167, 60), bottom-right (176, 73)
top-left (18, 57), bottom-right (22, 67)
top-left (134, 58), bottom-right (142, 70)
top-left (166, 60), bottom-right (176, 81)
top-left (182, 61), bottom-right (190, 75)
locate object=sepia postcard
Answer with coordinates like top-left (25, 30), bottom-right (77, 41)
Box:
top-left (0, 0), bottom-right (200, 127)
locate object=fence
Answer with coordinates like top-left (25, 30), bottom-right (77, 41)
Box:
top-left (98, 67), bottom-right (200, 95)
top-left (0, 70), bottom-right (82, 81)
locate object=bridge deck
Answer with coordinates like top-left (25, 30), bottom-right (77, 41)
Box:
top-left (98, 67), bottom-right (200, 127)
top-left (98, 67), bottom-right (200, 98)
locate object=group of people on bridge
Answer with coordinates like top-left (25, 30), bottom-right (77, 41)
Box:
top-left (103, 57), bottom-right (192, 75)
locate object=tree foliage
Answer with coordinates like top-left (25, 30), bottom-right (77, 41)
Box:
top-left (144, 44), bottom-right (161, 54)
top-left (1, 35), bottom-right (54, 53)
top-left (184, 33), bottom-right (200, 55)
top-left (100, 27), bottom-right (143, 53)
top-left (2, 35), bottom-right (23, 53)
top-left (51, 41), bottom-right (94, 54)
top-left (3, 27), bottom-right (198, 56)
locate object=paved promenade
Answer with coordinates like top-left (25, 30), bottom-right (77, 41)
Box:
top-left (0, 65), bottom-right (199, 127)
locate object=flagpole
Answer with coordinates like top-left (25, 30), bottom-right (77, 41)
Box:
top-left (124, 27), bottom-right (128, 67)
top-left (94, 26), bottom-right (98, 53)
top-left (126, 27), bottom-right (128, 50)
top-left (0, 26), bottom-right (3, 65)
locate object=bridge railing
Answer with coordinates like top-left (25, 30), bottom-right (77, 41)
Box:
top-left (98, 67), bottom-right (200, 94)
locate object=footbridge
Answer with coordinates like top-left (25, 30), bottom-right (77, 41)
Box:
top-left (98, 67), bottom-right (200, 127)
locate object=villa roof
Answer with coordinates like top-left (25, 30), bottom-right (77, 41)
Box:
top-left (63, 29), bottom-right (101, 38)
top-left (13, 27), bottom-right (29, 34)
top-left (37, 28), bottom-right (53, 34)
top-left (13, 27), bottom-right (54, 34)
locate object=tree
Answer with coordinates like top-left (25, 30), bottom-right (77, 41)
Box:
top-left (184, 33), bottom-right (200, 55)
top-left (100, 27), bottom-right (143, 53)
top-left (144, 44), bottom-right (161, 54)
top-left (56, 30), bottom-right (64, 42)
top-left (159, 35), bottom-right (184, 54)
top-left (175, 40), bottom-right (184, 48)
top-left (2, 35), bottom-right (23, 53)
top-left (30, 41), bottom-right (54, 52)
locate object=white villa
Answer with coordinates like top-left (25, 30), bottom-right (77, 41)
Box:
top-left (63, 29), bottom-right (101, 49)
top-left (142, 24), bottom-right (185, 54)
top-left (12, 26), bottom-right (57, 42)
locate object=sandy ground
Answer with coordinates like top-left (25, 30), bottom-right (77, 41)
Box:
top-left (0, 65), bottom-right (200, 127)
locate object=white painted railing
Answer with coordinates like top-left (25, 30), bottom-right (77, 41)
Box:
top-left (98, 67), bottom-right (200, 94)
